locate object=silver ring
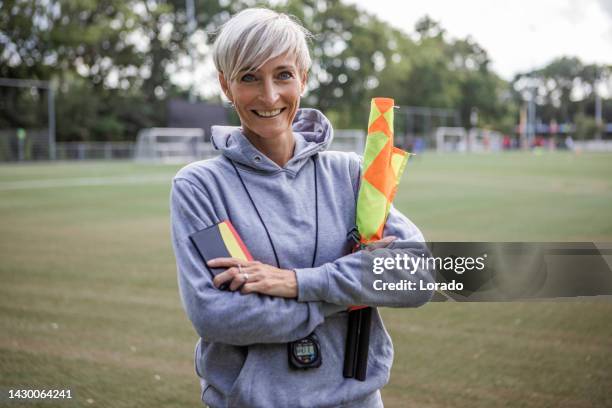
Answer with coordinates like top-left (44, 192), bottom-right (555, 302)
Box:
top-left (237, 264), bottom-right (248, 283)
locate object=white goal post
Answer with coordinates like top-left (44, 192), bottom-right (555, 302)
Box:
top-left (134, 127), bottom-right (367, 163)
top-left (435, 127), bottom-right (503, 152)
top-left (436, 127), bottom-right (468, 152)
top-left (134, 127), bottom-right (213, 163)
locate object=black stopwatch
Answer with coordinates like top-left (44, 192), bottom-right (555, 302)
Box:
top-left (288, 333), bottom-right (322, 369)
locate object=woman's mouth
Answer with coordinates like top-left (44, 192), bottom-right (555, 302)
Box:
top-left (252, 108), bottom-right (286, 118)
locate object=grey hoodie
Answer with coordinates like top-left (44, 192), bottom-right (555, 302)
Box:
top-left (170, 108), bottom-right (434, 408)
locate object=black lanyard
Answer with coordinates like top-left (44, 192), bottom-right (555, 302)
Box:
top-left (228, 155), bottom-right (319, 269)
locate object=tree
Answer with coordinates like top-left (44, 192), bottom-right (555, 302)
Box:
top-left (0, 0), bottom-right (236, 140)
top-left (274, 0), bottom-right (404, 128)
top-left (377, 16), bottom-right (514, 132)
top-left (513, 57), bottom-right (611, 138)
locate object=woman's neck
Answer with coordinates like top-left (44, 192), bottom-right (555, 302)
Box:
top-left (243, 129), bottom-right (296, 167)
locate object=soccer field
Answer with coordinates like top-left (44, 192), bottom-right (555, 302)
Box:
top-left (1, 152), bottom-right (611, 407)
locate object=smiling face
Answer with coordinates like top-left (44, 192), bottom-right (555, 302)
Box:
top-left (219, 53), bottom-right (307, 144)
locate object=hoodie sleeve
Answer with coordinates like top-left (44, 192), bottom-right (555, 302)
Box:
top-left (294, 206), bottom-right (435, 307)
top-left (171, 178), bottom-right (345, 346)
top-left (294, 154), bottom-right (435, 307)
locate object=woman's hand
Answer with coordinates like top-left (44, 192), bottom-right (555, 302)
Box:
top-left (208, 258), bottom-right (298, 298)
top-left (363, 235), bottom-right (397, 252)
top-left (208, 236), bottom-right (396, 298)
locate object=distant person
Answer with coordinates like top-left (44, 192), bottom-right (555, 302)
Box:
top-left (414, 136), bottom-right (425, 154)
top-left (565, 135), bottom-right (575, 151)
top-left (170, 8), bottom-right (433, 408)
top-left (483, 131), bottom-right (490, 151)
top-left (534, 135), bottom-right (544, 148)
top-left (502, 134), bottom-right (511, 150)
top-left (548, 136), bottom-right (556, 151)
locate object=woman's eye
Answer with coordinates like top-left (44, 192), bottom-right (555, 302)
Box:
top-left (241, 73), bottom-right (256, 82)
top-left (278, 71), bottom-right (294, 80)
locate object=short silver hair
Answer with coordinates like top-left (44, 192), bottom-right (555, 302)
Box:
top-left (212, 8), bottom-right (312, 82)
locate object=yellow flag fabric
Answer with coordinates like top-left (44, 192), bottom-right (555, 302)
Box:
top-left (356, 97), bottom-right (410, 243)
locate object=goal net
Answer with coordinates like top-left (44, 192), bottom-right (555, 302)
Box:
top-left (435, 127), bottom-right (503, 152)
top-left (134, 127), bottom-right (211, 163)
top-left (435, 127), bottom-right (468, 152)
top-left (330, 129), bottom-right (365, 153)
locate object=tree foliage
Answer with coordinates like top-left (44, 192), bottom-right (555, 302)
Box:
top-left (274, 6), bottom-right (514, 131)
top-left (1, 0), bottom-right (232, 140)
top-left (1, 0), bottom-right (608, 142)
top-left (513, 57), bottom-right (612, 129)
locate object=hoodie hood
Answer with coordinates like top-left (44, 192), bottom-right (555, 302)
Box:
top-left (210, 108), bottom-right (333, 174)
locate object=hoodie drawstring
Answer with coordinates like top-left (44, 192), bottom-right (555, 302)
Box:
top-left (228, 154), bottom-right (319, 269)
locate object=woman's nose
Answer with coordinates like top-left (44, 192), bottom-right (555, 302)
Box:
top-left (259, 80), bottom-right (280, 106)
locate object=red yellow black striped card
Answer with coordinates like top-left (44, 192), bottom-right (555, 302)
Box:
top-left (189, 220), bottom-right (253, 284)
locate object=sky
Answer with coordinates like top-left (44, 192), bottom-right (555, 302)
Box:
top-left (179, 0), bottom-right (612, 97)
top-left (345, 0), bottom-right (612, 80)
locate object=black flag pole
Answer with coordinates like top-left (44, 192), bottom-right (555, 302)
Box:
top-left (343, 306), bottom-right (371, 381)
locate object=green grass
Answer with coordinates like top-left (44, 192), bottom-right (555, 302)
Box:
top-left (1, 152), bottom-right (611, 407)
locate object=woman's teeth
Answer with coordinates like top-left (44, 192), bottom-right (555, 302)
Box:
top-left (254, 108), bottom-right (283, 117)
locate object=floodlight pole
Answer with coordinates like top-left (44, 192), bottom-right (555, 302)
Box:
top-left (48, 85), bottom-right (56, 160)
top-left (186, 0), bottom-right (197, 103)
top-left (595, 84), bottom-right (602, 140)
top-left (0, 77), bottom-right (56, 160)
top-left (527, 85), bottom-right (536, 147)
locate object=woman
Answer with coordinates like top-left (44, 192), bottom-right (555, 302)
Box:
top-left (170, 8), bottom-right (434, 408)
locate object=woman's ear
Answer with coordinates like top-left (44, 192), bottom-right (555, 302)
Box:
top-left (218, 72), bottom-right (233, 103)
